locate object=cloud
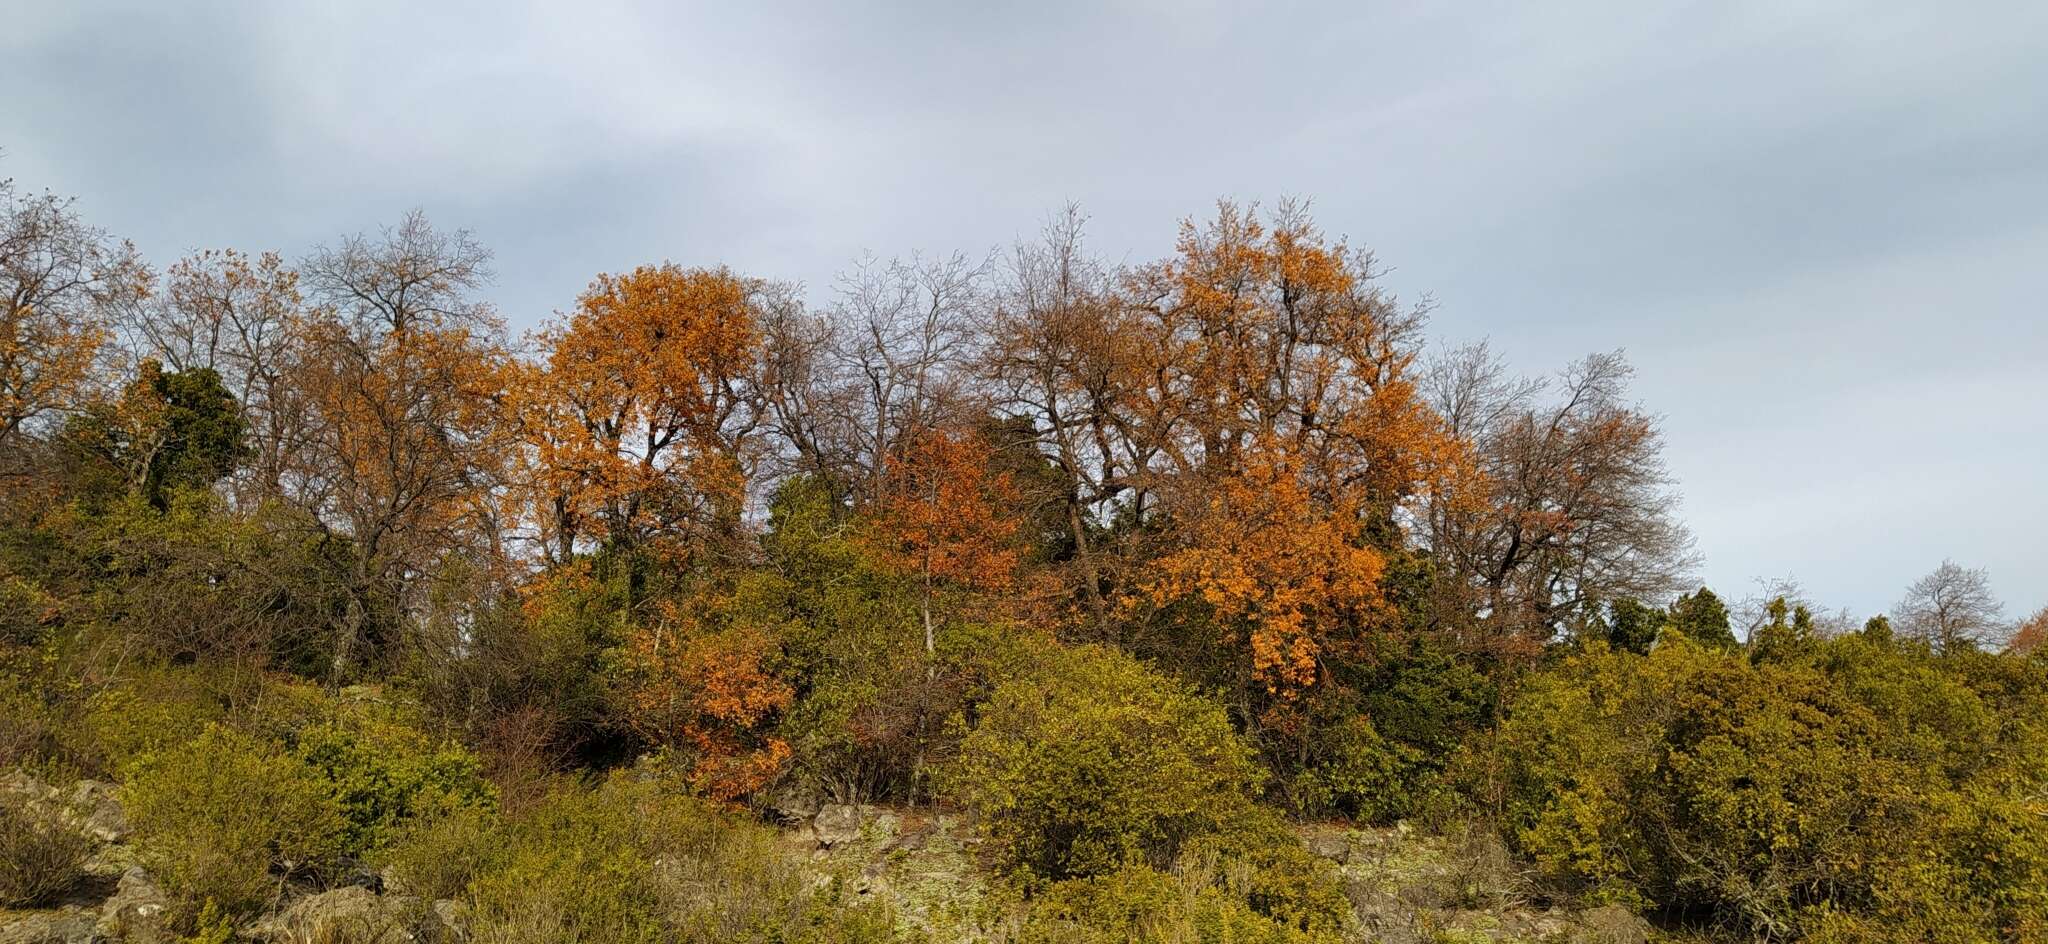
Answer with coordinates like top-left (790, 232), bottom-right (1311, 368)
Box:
top-left (4, 0), bottom-right (2043, 614)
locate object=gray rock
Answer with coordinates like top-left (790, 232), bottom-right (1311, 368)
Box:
top-left (430, 899), bottom-right (466, 939)
top-left (812, 804), bottom-right (863, 847)
top-left (1305, 833), bottom-right (1351, 863)
top-left (63, 781), bottom-right (125, 844)
top-left (0, 908), bottom-right (104, 944)
top-left (250, 887), bottom-right (419, 944)
top-left (1574, 903), bottom-right (1651, 944)
top-left (92, 867), bottom-right (169, 944)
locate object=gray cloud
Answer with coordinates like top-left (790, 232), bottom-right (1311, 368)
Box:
top-left (5, 0), bottom-right (2043, 617)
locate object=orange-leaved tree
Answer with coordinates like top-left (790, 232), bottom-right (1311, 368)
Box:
top-left (1123, 203), bottom-right (1460, 708)
top-left (618, 599), bottom-right (794, 802)
top-left (516, 264), bottom-right (763, 557)
top-left (864, 426), bottom-right (1022, 664)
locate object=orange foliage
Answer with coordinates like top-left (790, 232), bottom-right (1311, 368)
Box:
top-left (1145, 443), bottom-right (1391, 695)
top-left (2010, 607), bottom-right (2048, 658)
top-left (511, 264), bottom-right (761, 553)
top-left (621, 608), bottom-right (793, 802)
top-left (1124, 204), bottom-right (1457, 700)
top-left (866, 427), bottom-right (1022, 594)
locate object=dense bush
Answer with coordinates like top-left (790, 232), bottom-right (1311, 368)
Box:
top-left (452, 769), bottom-right (907, 944)
top-left (954, 644), bottom-right (1263, 880)
top-left (0, 798), bottom-right (91, 907)
top-left (1472, 630), bottom-right (2048, 940)
top-left (122, 724), bottom-right (346, 924)
top-left (290, 714), bottom-right (496, 856)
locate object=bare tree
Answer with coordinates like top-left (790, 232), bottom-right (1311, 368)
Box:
top-left (825, 250), bottom-right (991, 496)
top-left (117, 249), bottom-right (308, 501)
top-left (301, 208), bottom-right (494, 336)
top-left (1893, 560), bottom-right (2008, 654)
top-left (0, 180), bottom-right (148, 461)
top-left (1422, 344), bottom-right (1695, 646)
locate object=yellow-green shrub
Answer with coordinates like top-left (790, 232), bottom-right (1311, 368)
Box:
top-left (122, 724), bottom-right (345, 924)
top-left (291, 715), bottom-right (495, 856)
top-left (0, 798), bottom-right (91, 907)
top-left (1471, 633), bottom-right (2048, 938)
top-left (453, 771), bottom-right (910, 944)
top-left (954, 644), bottom-right (1263, 880)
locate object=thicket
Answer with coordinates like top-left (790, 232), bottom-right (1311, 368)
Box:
top-left (1, 176), bottom-right (2042, 941)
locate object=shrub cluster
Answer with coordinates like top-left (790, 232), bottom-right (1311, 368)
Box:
top-left (1472, 630), bottom-right (2048, 941)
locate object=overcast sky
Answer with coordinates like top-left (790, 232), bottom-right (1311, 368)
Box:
top-left (5, 1), bottom-right (2043, 619)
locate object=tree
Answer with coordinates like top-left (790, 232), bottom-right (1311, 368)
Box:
top-left (515, 264), bottom-right (764, 558)
top-left (1604, 598), bottom-right (1664, 654)
top-left (2008, 607), bottom-right (2047, 658)
top-left (0, 180), bottom-right (148, 465)
top-left (865, 426), bottom-right (1021, 667)
top-left (121, 249), bottom-right (305, 500)
top-left (102, 360), bottom-right (246, 506)
top-left (1668, 586), bottom-right (1738, 649)
top-left (1894, 561), bottom-right (2007, 655)
top-left (293, 213), bottom-right (509, 679)
top-left (1423, 344), bottom-right (1694, 649)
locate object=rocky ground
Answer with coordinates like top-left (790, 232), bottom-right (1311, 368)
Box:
top-left (3, 771), bottom-right (1651, 944)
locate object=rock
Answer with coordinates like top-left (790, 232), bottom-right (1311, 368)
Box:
top-left (63, 781), bottom-right (125, 844)
top-left (250, 887), bottom-right (419, 944)
top-left (812, 804), bottom-right (864, 847)
top-left (430, 899), bottom-right (467, 939)
top-left (1573, 903), bottom-right (1650, 944)
top-left (0, 908), bottom-right (104, 944)
top-left (1305, 832), bottom-right (1351, 863)
top-left (766, 785), bottom-right (822, 826)
top-left (93, 867), bottom-right (170, 944)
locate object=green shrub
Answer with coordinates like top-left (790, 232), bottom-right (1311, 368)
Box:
top-left (82, 666), bottom-right (230, 773)
top-left (954, 644), bottom-right (1263, 880)
top-left (1470, 634), bottom-right (2048, 939)
top-left (0, 798), bottom-right (91, 907)
top-left (378, 802), bottom-right (505, 901)
top-left (461, 770), bottom-right (909, 944)
top-left (291, 716), bottom-right (495, 856)
top-left (1018, 862), bottom-right (1341, 944)
top-left (1288, 714), bottom-right (1428, 824)
top-left (122, 724), bottom-right (345, 924)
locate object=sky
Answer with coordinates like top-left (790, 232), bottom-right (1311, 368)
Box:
top-left (4, 1), bottom-right (2044, 619)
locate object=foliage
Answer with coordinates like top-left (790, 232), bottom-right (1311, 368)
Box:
top-left (1472, 632), bottom-right (2048, 939)
top-left (122, 724), bottom-right (347, 924)
top-left (954, 644), bottom-right (1263, 880)
top-left (290, 714), bottom-right (495, 856)
top-left (457, 771), bottom-right (910, 944)
top-left (0, 797), bottom-right (91, 907)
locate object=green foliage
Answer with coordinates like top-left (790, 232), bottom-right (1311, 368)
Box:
top-left (0, 797), bottom-right (91, 907)
top-left (82, 665), bottom-right (232, 772)
top-left (122, 724), bottom-right (346, 924)
top-left (1668, 586), bottom-right (1737, 650)
top-left (955, 644), bottom-right (1263, 880)
top-left (1602, 598), bottom-right (1663, 655)
top-left (290, 715), bottom-right (495, 856)
top-left (1472, 632), bottom-right (2048, 939)
top-left (457, 770), bottom-right (910, 944)
top-left (378, 802), bottom-right (505, 901)
top-left (1290, 638), bottom-right (1494, 823)
top-left (1017, 859), bottom-right (1343, 944)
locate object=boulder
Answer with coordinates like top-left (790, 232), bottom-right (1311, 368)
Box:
top-left (1304, 832), bottom-right (1351, 863)
top-left (92, 868), bottom-right (169, 944)
top-left (63, 782), bottom-right (125, 844)
top-left (250, 887), bottom-right (420, 944)
top-left (1573, 903), bottom-right (1651, 944)
top-left (812, 804), bottom-right (864, 847)
top-left (0, 908), bottom-right (104, 944)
